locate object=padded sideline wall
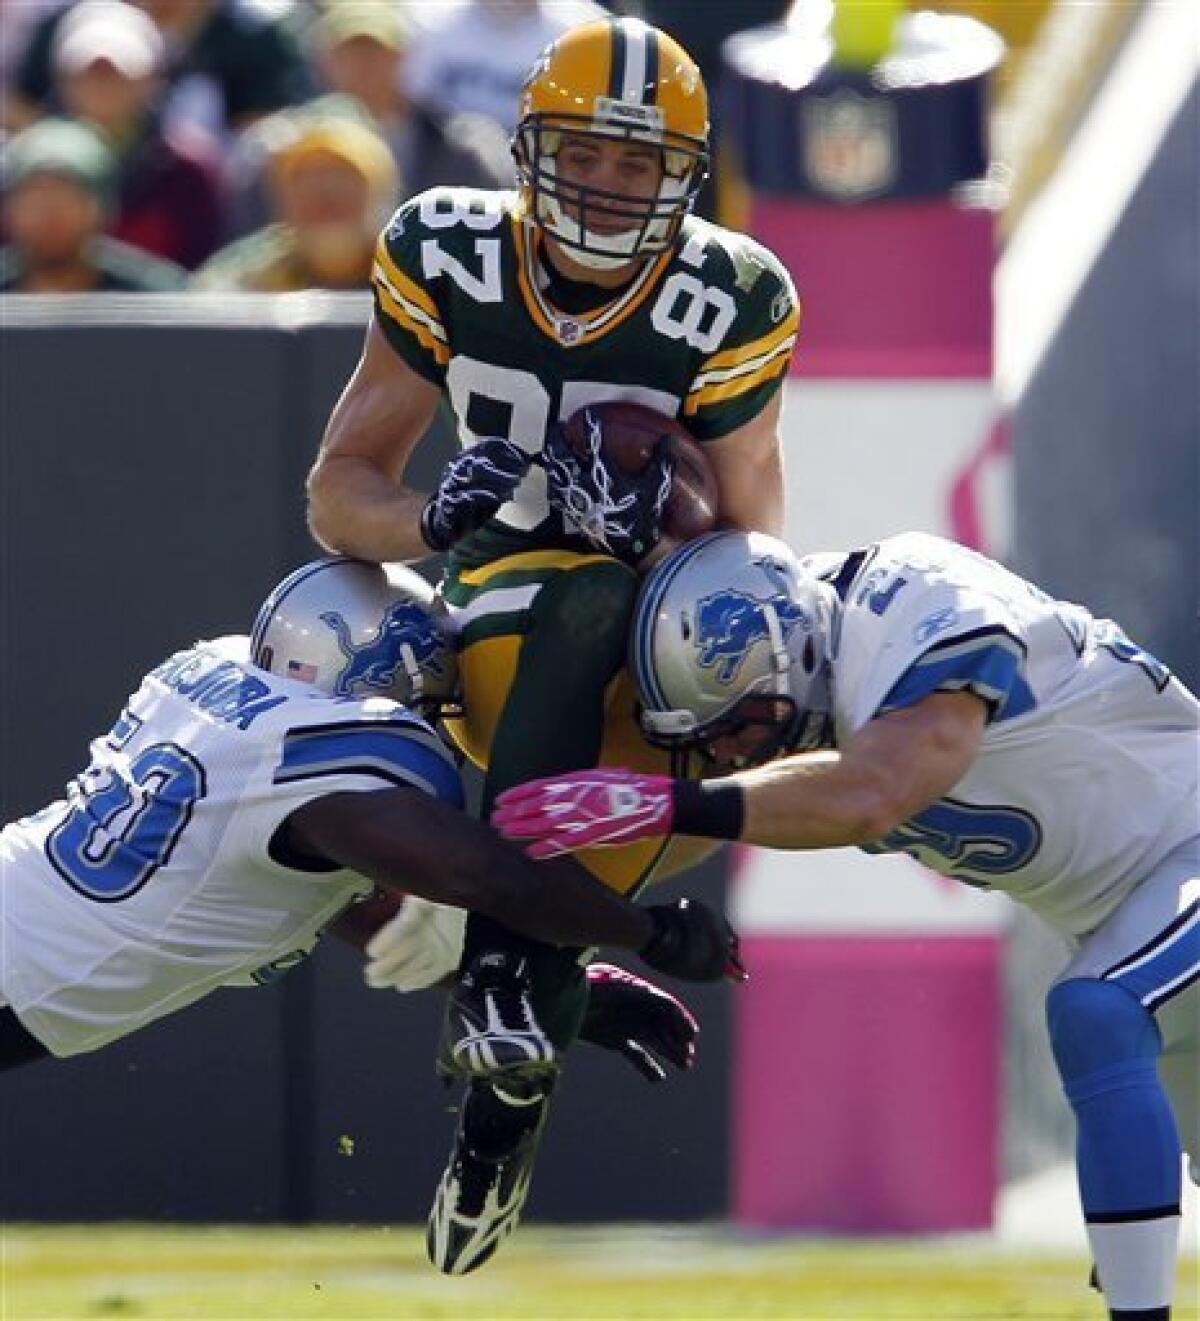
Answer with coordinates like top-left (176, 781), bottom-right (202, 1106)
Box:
top-left (1012, 93), bottom-right (1198, 688)
top-left (1004, 40), bottom-right (1198, 1179)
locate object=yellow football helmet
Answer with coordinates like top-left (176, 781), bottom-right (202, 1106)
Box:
top-left (512, 17), bottom-right (709, 270)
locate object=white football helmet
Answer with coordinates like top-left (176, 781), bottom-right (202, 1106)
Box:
top-left (630, 531), bottom-right (837, 765)
top-left (249, 557), bottom-right (459, 716)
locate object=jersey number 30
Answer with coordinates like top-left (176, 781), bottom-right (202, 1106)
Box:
top-left (46, 743), bottom-right (207, 902)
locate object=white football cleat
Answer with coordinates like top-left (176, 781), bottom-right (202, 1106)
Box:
top-left (426, 1078), bottom-right (553, 1275)
top-left (437, 951), bottom-right (557, 1083)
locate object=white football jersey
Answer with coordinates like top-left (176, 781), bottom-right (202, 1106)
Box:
top-left (0, 637), bottom-right (463, 1057)
top-left (809, 534), bottom-right (1200, 938)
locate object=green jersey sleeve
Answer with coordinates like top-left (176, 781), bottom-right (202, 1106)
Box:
top-left (681, 235), bottom-right (801, 441)
top-left (371, 193), bottom-right (452, 386)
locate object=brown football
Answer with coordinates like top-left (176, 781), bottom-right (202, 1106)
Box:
top-left (558, 402), bottom-right (719, 550)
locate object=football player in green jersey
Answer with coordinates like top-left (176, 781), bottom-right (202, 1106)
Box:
top-left (307, 15), bottom-right (798, 1274)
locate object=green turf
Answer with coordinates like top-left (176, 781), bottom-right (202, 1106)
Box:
top-left (1, 1225), bottom-right (1196, 1321)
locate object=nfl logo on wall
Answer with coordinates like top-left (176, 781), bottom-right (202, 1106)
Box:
top-left (801, 91), bottom-right (898, 202)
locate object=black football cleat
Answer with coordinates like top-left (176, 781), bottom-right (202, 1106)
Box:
top-left (426, 1077), bottom-right (553, 1275)
top-left (437, 950), bottom-right (556, 1083)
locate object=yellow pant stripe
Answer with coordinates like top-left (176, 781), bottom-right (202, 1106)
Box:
top-left (454, 549), bottom-right (616, 587)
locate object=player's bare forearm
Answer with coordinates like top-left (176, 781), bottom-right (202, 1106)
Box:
top-left (730, 751), bottom-right (902, 848)
top-left (306, 317), bottom-right (442, 562)
top-left (307, 453), bottom-right (431, 561)
top-left (287, 788), bottom-right (655, 951)
top-left (704, 390), bottom-right (786, 536)
top-left (732, 692), bottom-right (988, 848)
top-left (326, 890), bottom-right (404, 951)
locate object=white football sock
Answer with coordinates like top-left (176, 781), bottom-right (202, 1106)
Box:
top-left (1088, 1215), bottom-right (1180, 1312)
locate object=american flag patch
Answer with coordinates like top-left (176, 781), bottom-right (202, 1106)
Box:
top-left (287, 660), bottom-right (319, 684)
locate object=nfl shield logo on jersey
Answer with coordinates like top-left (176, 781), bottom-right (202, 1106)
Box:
top-left (555, 317), bottom-right (584, 345)
top-left (801, 91), bottom-right (898, 201)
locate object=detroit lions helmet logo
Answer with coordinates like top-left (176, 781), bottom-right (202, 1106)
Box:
top-left (694, 589), bottom-right (812, 685)
top-left (320, 602), bottom-right (447, 698)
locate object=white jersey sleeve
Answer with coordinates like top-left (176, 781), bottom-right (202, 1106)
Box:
top-left (822, 535), bottom-right (1200, 938)
top-left (820, 532), bottom-right (1048, 735)
top-left (0, 637), bottom-right (464, 1056)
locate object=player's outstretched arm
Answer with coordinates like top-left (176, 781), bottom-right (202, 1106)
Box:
top-left (494, 691), bottom-right (988, 855)
top-left (307, 316), bottom-right (443, 562)
top-left (735, 691), bottom-right (989, 847)
top-left (283, 787), bottom-right (741, 981)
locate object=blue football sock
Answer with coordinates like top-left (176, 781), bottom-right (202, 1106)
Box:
top-left (1047, 978), bottom-right (1181, 1315)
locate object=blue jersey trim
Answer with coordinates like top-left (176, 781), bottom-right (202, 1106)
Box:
top-left (826, 548), bottom-right (872, 602)
top-left (274, 724), bottom-right (464, 807)
top-left (878, 626), bottom-right (1036, 722)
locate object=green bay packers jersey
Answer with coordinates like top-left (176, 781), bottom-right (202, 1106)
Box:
top-left (372, 185), bottom-right (800, 565)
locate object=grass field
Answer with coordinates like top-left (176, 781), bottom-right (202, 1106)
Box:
top-left (2, 1225), bottom-right (1196, 1321)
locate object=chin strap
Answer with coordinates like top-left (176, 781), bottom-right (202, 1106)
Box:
top-left (761, 602), bottom-right (792, 697)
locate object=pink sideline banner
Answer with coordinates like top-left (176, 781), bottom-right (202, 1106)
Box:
top-left (752, 198), bottom-right (995, 379)
top-left (734, 935), bottom-right (1002, 1231)
top-left (733, 194), bottom-right (1008, 1231)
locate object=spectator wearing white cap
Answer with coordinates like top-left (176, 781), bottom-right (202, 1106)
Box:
top-left (53, 1), bottom-right (226, 269)
top-left (10, 0), bottom-right (315, 142)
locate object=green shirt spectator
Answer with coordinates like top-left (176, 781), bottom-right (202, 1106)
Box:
top-left (1, 117), bottom-right (185, 292)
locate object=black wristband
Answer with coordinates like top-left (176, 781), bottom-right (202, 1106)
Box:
top-left (671, 780), bottom-right (745, 841)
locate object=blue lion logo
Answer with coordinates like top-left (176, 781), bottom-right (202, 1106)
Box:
top-left (319, 602), bottom-right (446, 698)
top-left (694, 588), bottom-right (811, 685)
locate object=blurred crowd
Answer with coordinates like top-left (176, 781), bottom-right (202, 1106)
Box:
top-left (0, 0), bottom-right (787, 294)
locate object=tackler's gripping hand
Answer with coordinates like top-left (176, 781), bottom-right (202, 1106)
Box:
top-left (363, 897), bottom-right (466, 992)
top-left (639, 899), bottom-right (748, 985)
top-left (420, 438), bottom-right (533, 552)
top-left (492, 769), bottom-right (675, 859)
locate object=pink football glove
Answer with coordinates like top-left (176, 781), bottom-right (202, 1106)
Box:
top-left (492, 769), bottom-right (675, 859)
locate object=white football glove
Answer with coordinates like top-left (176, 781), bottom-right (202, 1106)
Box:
top-left (363, 897), bottom-right (467, 993)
